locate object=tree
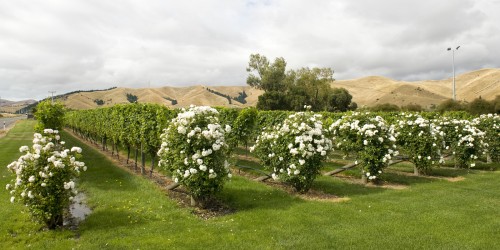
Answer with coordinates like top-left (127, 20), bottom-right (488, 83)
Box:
top-left (436, 99), bottom-right (464, 112)
top-left (492, 95), bottom-right (500, 113)
top-left (34, 100), bottom-right (65, 132)
top-left (126, 93), bottom-right (138, 103)
top-left (256, 91), bottom-right (290, 110)
top-left (371, 103), bottom-right (400, 112)
top-left (468, 97), bottom-right (494, 115)
top-left (246, 54), bottom-right (287, 92)
top-left (247, 53), bottom-right (355, 112)
top-left (287, 67), bottom-right (335, 111)
top-left (328, 88), bottom-right (353, 112)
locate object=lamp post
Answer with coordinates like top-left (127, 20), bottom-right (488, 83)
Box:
top-left (447, 46), bottom-right (460, 100)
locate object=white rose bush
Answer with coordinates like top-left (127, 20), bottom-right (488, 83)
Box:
top-left (6, 129), bottom-right (86, 229)
top-left (395, 114), bottom-right (445, 175)
top-left (251, 109), bottom-right (332, 193)
top-left (157, 106), bottom-right (231, 206)
top-left (473, 114), bottom-right (499, 163)
top-left (330, 112), bottom-right (398, 183)
top-left (437, 117), bottom-right (487, 168)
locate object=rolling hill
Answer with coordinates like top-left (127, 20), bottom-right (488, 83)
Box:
top-left (334, 68), bottom-right (500, 108)
top-left (24, 68), bottom-right (499, 111)
top-left (0, 99), bottom-right (37, 113)
top-left (61, 85), bottom-right (263, 110)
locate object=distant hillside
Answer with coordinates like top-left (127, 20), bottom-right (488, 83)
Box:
top-left (19, 68), bottom-right (499, 111)
top-left (61, 86), bottom-right (263, 110)
top-left (333, 68), bottom-right (500, 108)
top-left (0, 99), bottom-right (37, 113)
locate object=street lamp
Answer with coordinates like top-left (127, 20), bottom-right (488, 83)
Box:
top-left (447, 46), bottom-right (460, 100)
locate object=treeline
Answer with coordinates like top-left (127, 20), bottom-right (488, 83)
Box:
top-left (369, 96), bottom-right (500, 114)
top-left (435, 96), bottom-right (500, 114)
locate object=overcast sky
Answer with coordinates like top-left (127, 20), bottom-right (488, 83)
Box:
top-left (1, 0), bottom-right (499, 101)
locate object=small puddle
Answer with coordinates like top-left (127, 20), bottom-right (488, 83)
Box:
top-left (64, 192), bottom-right (92, 228)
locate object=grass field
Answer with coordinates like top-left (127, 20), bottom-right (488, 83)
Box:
top-left (1, 120), bottom-right (499, 249)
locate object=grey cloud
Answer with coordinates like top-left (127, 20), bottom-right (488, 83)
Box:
top-left (0, 0), bottom-right (498, 101)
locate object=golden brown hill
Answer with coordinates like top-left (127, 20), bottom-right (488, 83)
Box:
top-left (333, 68), bottom-right (500, 108)
top-left (62, 85), bottom-right (264, 110)
top-left (59, 68), bottom-right (499, 110)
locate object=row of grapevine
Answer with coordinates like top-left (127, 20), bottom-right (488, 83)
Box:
top-left (65, 104), bottom-right (498, 192)
top-left (65, 104), bottom-right (177, 175)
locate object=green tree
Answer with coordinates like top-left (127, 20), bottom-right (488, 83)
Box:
top-left (246, 54), bottom-right (288, 92)
top-left (468, 97), bottom-right (494, 115)
top-left (256, 91), bottom-right (290, 110)
top-left (287, 67), bottom-right (334, 111)
top-left (247, 53), bottom-right (354, 112)
top-left (328, 88), bottom-right (353, 112)
top-left (401, 103), bottom-right (423, 112)
top-left (126, 93), bottom-right (138, 103)
top-left (371, 103), bottom-right (400, 112)
top-left (491, 95), bottom-right (500, 113)
top-left (34, 100), bottom-right (65, 132)
top-left (436, 99), bottom-right (464, 112)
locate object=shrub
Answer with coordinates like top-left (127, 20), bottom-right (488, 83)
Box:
top-left (251, 107), bottom-right (332, 193)
top-left (330, 112), bottom-right (398, 182)
top-left (473, 114), bottom-right (500, 162)
top-left (401, 103), bottom-right (423, 112)
top-left (34, 100), bottom-right (65, 132)
top-left (395, 113), bottom-right (444, 175)
top-left (6, 129), bottom-right (86, 229)
top-left (94, 99), bottom-right (105, 106)
top-left (370, 103), bottom-right (400, 112)
top-left (436, 99), bottom-right (465, 112)
top-left (436, 117), bottom-right (487, 168)
top-left (126, 93), bottom-right (138, 103)
top-left (467, 97), bottom-right (494, 115)
top-left (157, 106), bottom-right (231, 206)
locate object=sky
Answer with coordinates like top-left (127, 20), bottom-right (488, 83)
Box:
top-left (0, 0), bottom-right (499, 101)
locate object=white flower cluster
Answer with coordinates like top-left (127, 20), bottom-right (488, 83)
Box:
top-left (437, 117), bottom-right (487, 168)
top-left (330, 112), bottom-right (398, 180)
top-left (473, 114), bottom-right (499, 162)
top-left (157, 106), bottom-right (231, 197)
top-left (395, 113), bottom-right (444, 172)
top-left (252, 111), bottom-right (332, 183)
top-left (6, 130), bottom-right (85, 206)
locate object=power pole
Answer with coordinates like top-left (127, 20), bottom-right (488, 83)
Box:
top-left (48, 91), bottom-right (56, 104)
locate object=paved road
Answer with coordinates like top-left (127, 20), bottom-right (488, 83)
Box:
top-left (0, 115), bottom-right (27, 130)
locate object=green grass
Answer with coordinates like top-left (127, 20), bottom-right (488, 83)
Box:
top-left (1, 120), bottom-right (500, 249)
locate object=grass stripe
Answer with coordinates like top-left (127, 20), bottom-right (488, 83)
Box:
top-left (0, 120), bottom-right (499, 249)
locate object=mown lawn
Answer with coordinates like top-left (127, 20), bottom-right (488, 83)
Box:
top-left (1, 120), bottom-right (499, 249)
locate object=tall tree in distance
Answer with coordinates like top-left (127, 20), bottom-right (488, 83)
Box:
top-left (247, 54), bottom-right (290, 110)
top-left (246, 53), bottom-right (355, 112)
top-left (246, 54), bottom-right (288, 92)
top-left (287, 67), bottom-right (334, 111)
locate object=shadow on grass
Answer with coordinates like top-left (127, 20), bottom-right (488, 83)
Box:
top-left (80, 209), bottom-right (143, 231)
top-left (220, 178), bottom-right (302, 212)
top-left (380, 172), bottom-right (435, 185)
top-left (428, 167), bottom-right (471, 178)
top-left (313, 177), bottom-right (387, 197)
